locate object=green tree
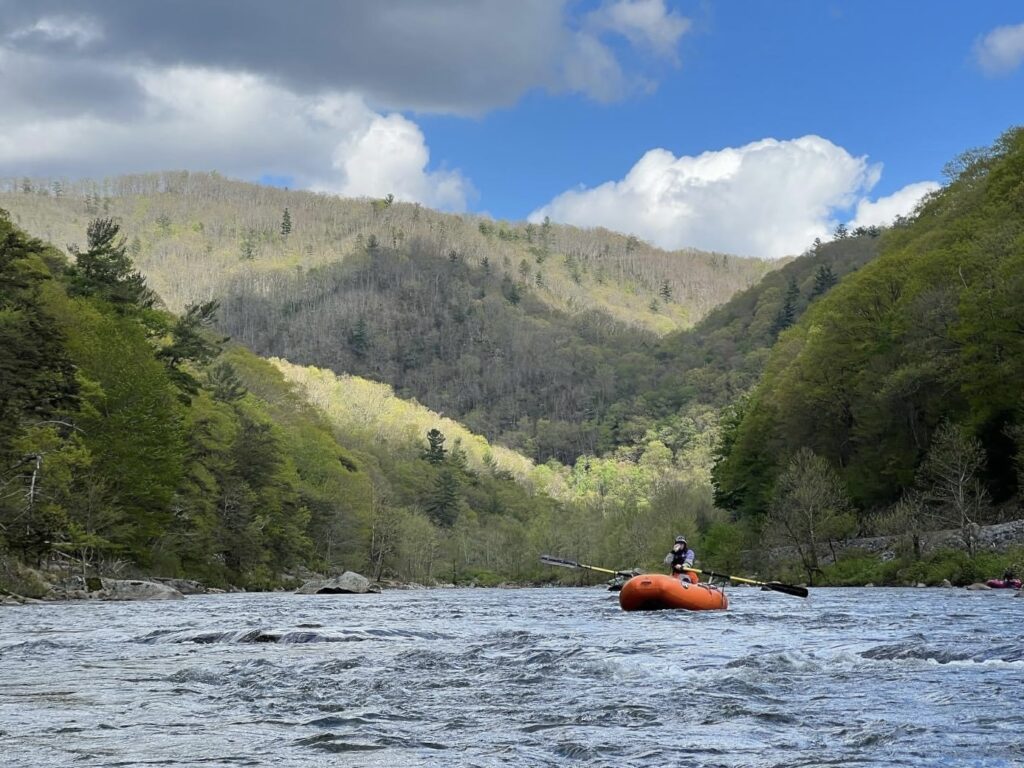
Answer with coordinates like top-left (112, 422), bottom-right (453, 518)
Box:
top-left (425, 467), bottom-right (460, 526)
top-left (811, 264), bottom-right (837, 297)
top-left (207, 361), bottom-right (247, 403)
top-left (659, 279), bottom-right (673, 302)
top-left (239, 229), bottom-right (256, 260)
top-left (766, 448), bottom-right (855, 584)
top-left (281, 208), bottom-right (292, 237)
top-left (0, 212), bottom-right (78, 456)
top-left (68, 218), bottom-right (154, 309)
top-left (423, 428), bottom-right (447, 465)
top-left (347, 317), bottom-right (370, 359)
top-left (771, 277), bottom-right (800, 335)
top-left (157, 299), bottom-right (226, 399)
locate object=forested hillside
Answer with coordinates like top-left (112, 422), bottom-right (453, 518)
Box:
top-left (0, 211), bottom-right (573, 589)
top-left (713, 127), bottom-right (1024, 578)
top-left (0, 172), bottom-right (772, 336)
top-left (0, 174), bottom-right (779, 466)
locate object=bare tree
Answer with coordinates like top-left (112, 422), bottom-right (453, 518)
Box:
top-left (766, 447), bottom-right (856, 584)
top-left (916, 421), bottom-right (989, 556)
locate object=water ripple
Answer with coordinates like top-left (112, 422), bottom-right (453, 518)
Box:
top-left (1, 588), bottom-right (1022, 767)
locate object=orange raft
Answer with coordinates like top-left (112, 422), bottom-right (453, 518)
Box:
top-left (619, 573), bottom-right (728, 611)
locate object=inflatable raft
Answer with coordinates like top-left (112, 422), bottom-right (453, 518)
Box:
top-left (619, 573), bottom-right (728, 611)
top-left (985, 578), bottom-right (1022, 590)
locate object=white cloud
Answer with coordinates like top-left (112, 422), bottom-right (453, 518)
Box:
top-left (7, 14), bottom-right (103, 48)
top-left (588, 0), bottom-right (692, 60)
top-left (975, 22), bottom-right (1024, 75)
top-left (0, 57), bottom-right (473, 210)
top-left (531, 136), bottom-right (882, 258)
top-left (849, 181), bottom-right (939, 229)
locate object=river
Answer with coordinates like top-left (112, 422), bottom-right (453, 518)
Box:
top-left (1, 586), bottom-right (1021, 767)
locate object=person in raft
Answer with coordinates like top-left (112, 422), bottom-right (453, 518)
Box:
top-left (664, 535), bottom-right (696, 583)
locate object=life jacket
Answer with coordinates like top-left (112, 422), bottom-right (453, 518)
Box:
top-left (669, 548), bottom-right (698, 582)
top-left (669, 548), bottom-right (693, 569)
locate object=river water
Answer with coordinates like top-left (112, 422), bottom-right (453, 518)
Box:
top-left (1, 586), bottom-right (1021, 767)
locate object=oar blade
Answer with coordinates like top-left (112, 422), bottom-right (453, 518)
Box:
top-left (764, 581), bottom-right (808, 598)
top-left (539, 555), bottom-right (580, 570)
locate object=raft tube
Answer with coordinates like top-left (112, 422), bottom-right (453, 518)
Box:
top-left (619, 573), bottom-right (728, 611)
top-left (985, 578), bottom-right (1023, 590)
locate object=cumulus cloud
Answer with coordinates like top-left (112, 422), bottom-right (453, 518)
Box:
top-left (974, 22), bottom-right (1024, 75)
top-left (849, 181), bottom-right (939, 229)
top-left (0, 56), bottom-right (473, 210)
top-left (531, 136), bottom-right (883, 258)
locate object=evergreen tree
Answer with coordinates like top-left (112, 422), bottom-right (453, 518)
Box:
top-left (0, 211), bottom-right (79, 454)
top-left (425, 467), bottom-right (460, 526)
top-left (423, 428), bottom-right (447, 465)
top-left (68, 218), bottom-right (154, 309)
top-left (207, 361), bottom-right (247, 403)
top-left (348, 317), bottom-right (369, 358)
top-left (771, 277), bottom-right (800, 334)
top-left (659, 279), bottom-right (673, 302)
top-left (811, 264), bottom-right (837, 297)
top-left (158, 299), bottom-right (227, 399)
top-left (501, 275), bottom-right (521, 305)
top-left (239, 229), bottom-right (256, 260)
top-left (449, 438), bottom-right (469, 471)
top-left (281, 208), bottom-right (292, 237)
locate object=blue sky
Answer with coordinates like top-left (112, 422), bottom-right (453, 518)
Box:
top-left (420, 1), bottom-right (1023, 220)
top-left (1, 1), bottom-right (1021, 257)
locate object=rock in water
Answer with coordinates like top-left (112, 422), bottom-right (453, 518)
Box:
top-left (151, 578), bottom-right (207, 595)
top-left (100, 579), bottom-right (185, 601)
top-left (965, 582), bottom-right (991, 591)
top-left (941, 579), bottom-right (953, 588)
top-left (295, 571), bottom-right (380, 595)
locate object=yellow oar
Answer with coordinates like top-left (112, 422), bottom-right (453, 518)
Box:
top-left (539, 555), bottom-right (636, 578)
top-left (540, 555), bottom-right (808, 598)
top-left (684, 566), bottom-right (808, 598)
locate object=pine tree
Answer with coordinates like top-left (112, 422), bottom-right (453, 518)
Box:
top-left (348, 317), bottom-right (369, 358)
top-left (207, 361), bottom-right (247, 403)
top-left (772, 277), bottom-right (800, 335)
top-left (449, 438), bottom-right (469, 471)
top-left (281, 208), bottom-right (292, 237)
top-left (659, 279), bottom-right (673, 302)
top-left (68, 218), bottom-right (154, 309)
top-left (240, 229), bottom-right (256, 260)
top-left (811, 264), bottom-right (837, 297)
top-left (423, 428), bottom-right (447, 465)
top-left (425, 467), bottom-right (460, 526)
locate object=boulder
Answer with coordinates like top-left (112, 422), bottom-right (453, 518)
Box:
top-left (295, 571), bottom-right (380, 595)
top-left (965, 582), bottom-right (991, 591)
top-left (941, 579), bottom-right (953, 588)
top-left (99, 579), bottom-right (185, 601)
top-left (151, 578), bottom-right (207, 595)
top-left (915, 582), bottom-right (927, 588)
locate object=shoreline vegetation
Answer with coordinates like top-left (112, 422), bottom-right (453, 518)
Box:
top-left (4, 533), bottom-right (1023, 605)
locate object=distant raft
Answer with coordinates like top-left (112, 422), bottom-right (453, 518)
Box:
top-left (618, 573), bottom-right (728, 611)
top-left (985, 578), bottom-right (1022, 590)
